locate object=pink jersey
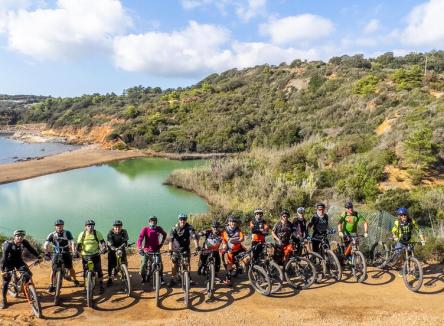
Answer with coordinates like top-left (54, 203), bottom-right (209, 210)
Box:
top-left (137, 226), bottom-right (166, 253)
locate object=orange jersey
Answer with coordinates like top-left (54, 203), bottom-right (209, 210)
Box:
top-left (222, 227), bottom-right (244, 253)
top-left (249, 220), bottom-right (269, 243)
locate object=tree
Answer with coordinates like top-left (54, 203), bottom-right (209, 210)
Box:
top-left (404, 127), bottom-right (437, 170)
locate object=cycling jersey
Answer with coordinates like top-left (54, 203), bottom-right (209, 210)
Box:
top-left (45, 230), bottom-right (73, 252)
top-left (392, 218), bottom-right (420, 244)
top-left (107, 229), bottom-right (129, 247)
top-left (309, 213), bottom-right (329, 236)
top-left (199, 230), bottom-right (222, 251)
top-left (273, 221), bottom-right (294, 245)
top-left (0, 240), bottom-right (39, 271)
top-left (292, 218), bottom-right (307, 239)
top-left (77, 230), bottom-right (104, 256)
top-left (249, 219), bottom-right (269, 243)
top-left (170, 223), bottom-right (197, 252)
top-left (339, 211), bottom-right (366, 234)
top-left (221, 226), bottom-right (244, 252)
top-left (137, 226), bottom-right (167, 253)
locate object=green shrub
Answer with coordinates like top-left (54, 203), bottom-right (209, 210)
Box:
top-left (391, 65), bottom-right (423, 91)
top-left (353, 74), bottom-right (380, 95)
top-left (415, 237), bottom-right (444, 263)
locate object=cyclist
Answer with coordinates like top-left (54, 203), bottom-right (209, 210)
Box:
top-left (308, 203), bottom-right (329, 253)
top-left (337, 202), bottom-right (368, 251)
top-left (272, 210), bottom-right (294, 264)
top-left (220, 215), bottom-right (245, 286)
top-left (106, 220), bottom-right (129, 286)
top-left (292, 207), bottom-right (308, 255)
top-left (197, 220), bottom-right (222, 276)
top-left (392, 207), bottom-right (425, 251)
top-left (77, 220), bottom-right (106, 294)
top-left (137, 216), bottom-right (167, 284)
top-left (44, 219), bottom-right (80, 293)
top-left (168, 213), bottom-right (200, 287)
top-left (249, 208), bottom-right (269, 260)
top-left (1, 230), bottom-right (41, 309)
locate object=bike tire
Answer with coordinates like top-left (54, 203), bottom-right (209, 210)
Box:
top-left (121, 264), bottom-right (131, 297)
top-left (7, 281), bottom-right (19, 298)
top-left (248, 265), bottom-right (271, 296)
top-left (86, 271), bottom-right (94, 308)
top-left (207, 262), bottom-right (215, 301)
top-left (402, 257), bottom-right (423, 292)
top-left (154, 270), bottom-right (160, 307)
top-left (326, 250), bottom-right (342, 281)
top-left (284, 257), bottom-right (316, 290)
top-left (306, 252), bottom-right (325, 283)
top-left (351, 251), bottom-right (367, 283)
top-left (54, 269), bottom-right (63, 305)
top-left (268, 261), bottom-right (284, 294)
top-left (370, 241), bottom-right (389, 268)
top-left (183, 271), bottom-right (190, 308)
top-left (28, 284), bottom-right (42, 318)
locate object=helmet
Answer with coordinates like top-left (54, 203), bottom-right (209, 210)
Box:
top-left (227, 215), bottom-right (238, 223)
top-left (85, 219), bottom-right (95, 226)
top-left (280, 209), bottom-right (290, 217)
top-left (13, 229), bottom-right (26, 237)
top-left (178, 213), bottom-right (188, 221)
top-left (254, 208), bottom-right (264, 214)
top-left (297, 207), bottom-right (305, 214)
top-left (113, 220), bottom-right (123, 226)
top-left (149, 216), bottom-right (158, 222)
top-left (54, 219), bottom-right (64, 226)
top-left (316, 203), bottom-right (326, 209)
top-left (345, 201), bottom-right (353, 209)
top-left (396, 207), bottom-right (408, 216)
top-left (211, 220), bottom-right (221, 228)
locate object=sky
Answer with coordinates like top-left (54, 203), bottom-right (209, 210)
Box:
top-left (0, 0), bottom-right (443, 97)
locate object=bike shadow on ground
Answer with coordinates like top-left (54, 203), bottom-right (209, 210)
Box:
top-left (268, 284), bottom-right (300, 298)
top-left (35, 284), bottom-right (85, 320)
top-left (304, 277), bottom-right (337, 290)
top-left (362, 268), bottom-right (396, 286)
top-left (417, 264), bottom-right (444, 295)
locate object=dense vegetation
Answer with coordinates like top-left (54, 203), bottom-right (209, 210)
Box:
top-left (0, 95), bottom-right (47, 125)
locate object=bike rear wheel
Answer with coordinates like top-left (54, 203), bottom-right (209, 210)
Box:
top-left (183, 271), bottom-right (190, 308)
top-left (54, 269), bottom-right (63, 305)
top-left (121, 264), bottom-right (131, 296)
top-left (351, 251), bottom-right (367, 283)
top-left (27, 284), bottom-right (42, 318)
top-left (284, 257), bottom-right (316, 290)
top-left (86, 271), bottom-right (94, 308)
top-left (248, 265), bottom-right (271, 296)
top-left (206, 262), bottom-right (215, 300)
top-left (306, 252), bottom-right (325, 283)
top-left (154, 270), bottom-right (160, 307)
top-left (326, 250), bottom-right (342, 281)
top-left (268, 261), bottom-right (283, 294)
top-left (403, 257), bottom-right (423, 292)
top-left (370, 241), bottom-right (389, 268)
top-left (7, 279), bottom-right (19, 298)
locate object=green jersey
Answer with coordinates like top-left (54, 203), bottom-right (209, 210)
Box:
top-left (339, 211), bottom-right (366, 234)
top-left (77, 230), bottom-right (104, 256)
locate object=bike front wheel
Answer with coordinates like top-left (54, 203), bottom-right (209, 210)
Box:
top-left (284, 257), bottom-right (316, 290)
top-left (370, 241), bottom-right (389, 268)
top-left (268, 261), bottom-right (284, 294)
top-left (86, 271), bottom-right (94, 308)
top-left (54, 269), bottom-right (63, 305)
top-left (351, 251), bottom-right (367, 283)
top-left (154, 270), bottom-right (160, 307)
top-left (326, 250), bottom-right (342, 281)
top-left (248, 265), bottom-right (271, 296)
top-left (183, 271), bottom-right (190, 308)
top-left (206, 262), bottom-right (216, 300)
top-left (27, 284), bottom-right (42, 318)
top-left (121, 264), bottom-right (131, 296)
top-left (403, 257), bottom-right (423, 292)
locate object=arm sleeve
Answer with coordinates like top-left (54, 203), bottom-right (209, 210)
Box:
top-left (107, 231), bottom-right (113, 245)
top-left (0, 242), bottom-right (8, 271)
top-left (96, 231), bottom-right (105, 243)
top-left (159, 227), bottom-right (167, 243)
top-left (391, 222), bottom-right (398, 236)
top-left (23, 239), bottom-right (40, 258)
top-left (189, 226), bottom-right (197, 239)
top-left (123, 230), bottom-right (129, 244)
top-left (137, 228), bottom-right (145, 249)
top-left (358, 213), bottom-right (366, 223)
top-left (46, 233), bottom-right (54, 243)
top-left (66, 231), bottom-right (74, 241)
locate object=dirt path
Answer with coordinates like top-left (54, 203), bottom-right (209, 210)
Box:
top-left (1, 255), bottom-right (443, 325)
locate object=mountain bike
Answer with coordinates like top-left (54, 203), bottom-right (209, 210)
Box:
top-left (335, 234), bottom-right (367, 283)
top-left (142, 251), bottom-right (163, 307)
top-left (49, 243), bottom-right (72, 305)
top-left (109, 242), bottom-right (133, 296)
top-left (371, 238), bottom-right (423, 292)
top-left (84, 253), bottom-right (102, 308)
top-left (6, 260), bottom-right (42, 318)
top-left (308, 229), bottom-right (342, 281)
top-left (253, 243), bottom-right (283, 294)
top-left (199, 249), bottom-right (218, 301)
top-left (283, 241), bottom-right (316, 290)
top-left (172, 251), bottom-right (193, 308)
top-left (293, 239), bottom-right (326, 283)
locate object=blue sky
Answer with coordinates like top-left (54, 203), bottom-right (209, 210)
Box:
top-left (0, 0), bottom-right (443, 96)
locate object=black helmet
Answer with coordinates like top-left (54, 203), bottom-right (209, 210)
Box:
top-left (316, 203), bottom-right (326, 209)
top-left (149, 216), bottom-right (158, 222)
top-left (113, 220), bottom-right (123, 226)
top-left (85, 219), bottom-right (95, 226)
top-left (54, 219), bottom-right (64, 226)
top-left (211, 220), bottom-right (221, 228)
top-left (13, 229), bottom-right (26, 237)
top-left (178, 213), bottom-right (188, 221)
top-left (280, 209), bottom-right (290, 217)
top-left (227, 215), bottom-right (238, 223)
top-left (345, 201), bottom-right (353, 209)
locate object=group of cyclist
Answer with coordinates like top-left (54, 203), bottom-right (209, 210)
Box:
top-left (0, 201), bottom-right (425, 310)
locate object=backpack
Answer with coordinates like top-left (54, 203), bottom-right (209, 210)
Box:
top-left (79, 230), bottom-right (99, 247)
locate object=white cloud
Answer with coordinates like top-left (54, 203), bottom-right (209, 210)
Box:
top-left (180, 0), bottom-right (214, 10)
top-left (5, 0), bottom-right (132, 60)
top-left (260, 14), bottom-right (335, 45)
top-left (0, 0), bottom-right (32, 32)
top-left (236, 0), bottom-right (266, 22)
top-left (402, 0), bottom-right (444, 47)
top-left (364, 19), bottom-right (380, 33)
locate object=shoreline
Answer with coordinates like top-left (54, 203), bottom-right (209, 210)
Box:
top-left (0, 145), bottom-right (229, 185)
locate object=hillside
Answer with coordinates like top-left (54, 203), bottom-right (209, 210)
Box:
top-left (0, 95), bottom-right (47, 125)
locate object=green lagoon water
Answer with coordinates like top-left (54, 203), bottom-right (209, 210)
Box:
top-left (0, 158), bottom-right (208, 242)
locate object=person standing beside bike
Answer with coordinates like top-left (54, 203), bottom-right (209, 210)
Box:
top-left (168, 213), bottom-right (200, 287)
top-left (197, 221), bottom-right (223, 276)
top-left (271, 210), bottom-right (294, 263)
top-left (77, 220), bottom-right (106, 294)
top-left (44, 219), bottom-right (80, 293)
top-left (292, 207), bottom-right (308, 255)
top-left (308, 203), bottom-right (329, 253)
top-left (137, 216), bottom-right (167, 284)
top-left (1, 230), bottom-right (41, 309)
top-left (392, 208), bottom-right (425, 253)
top-left (337, 202), bottom-right (369, 249)
top-left (220, 215), bottom-right (245, 286)
top-left (106, 220), bottom-right (129, 286)
top-left (249, 208), bottom-right (269, 260)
